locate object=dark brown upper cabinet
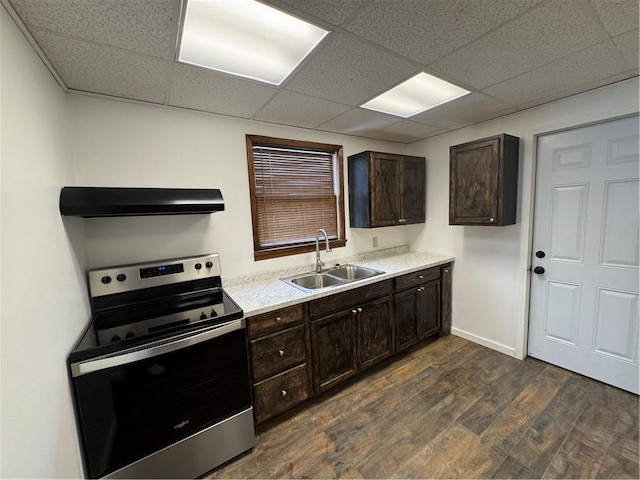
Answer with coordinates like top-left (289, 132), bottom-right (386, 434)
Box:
top-left (348, 151), bottom-right (426, 228)
top-left (449, 134), bottom-right (519, 226)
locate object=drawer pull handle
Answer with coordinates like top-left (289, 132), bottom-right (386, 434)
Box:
top-left (281, 389), bottom-right (288, 397)
top-left (351, 309), bottom-right (357, 314)
top-left (418, 274), bottom-right (424, 279)
top-left (357, 307), bottom-right (363, 313)
top-left (275, 316), bottom-right (282, 323)
top-left (278, 349), bottom-right (285, 357)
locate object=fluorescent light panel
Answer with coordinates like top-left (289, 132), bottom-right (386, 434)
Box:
top-left (361, 72), bottom-right (470, 117)
top-left (178, 0), bottom-right (329, 86)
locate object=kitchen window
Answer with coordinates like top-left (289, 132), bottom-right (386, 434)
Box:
top-left (246, 135), bottom-right (346, 260)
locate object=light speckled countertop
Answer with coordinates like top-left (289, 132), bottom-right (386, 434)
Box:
top-left (224, 246), bottom-right (454, 317)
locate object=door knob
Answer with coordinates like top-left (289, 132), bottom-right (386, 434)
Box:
top-left (535, 251), bottom-right (546, 258)
top-left (533, 266), bottom-right (545, 274)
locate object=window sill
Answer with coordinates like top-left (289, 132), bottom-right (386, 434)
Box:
top-left (254, 238), bottom-right (347, 261)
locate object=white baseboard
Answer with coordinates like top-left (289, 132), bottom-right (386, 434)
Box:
top-left (451, 327), bottom-right (517, 358)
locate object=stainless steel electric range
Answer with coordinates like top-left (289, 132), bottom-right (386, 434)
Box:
top-left (68, 254), bottom-right (255, 479)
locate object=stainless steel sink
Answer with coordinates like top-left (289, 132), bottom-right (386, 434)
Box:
top-left (327, 264), bottom-right (383, 281)
top-left (281, 264), bottom-right (384, 293)
top-left (289, 273), bottom-right (343, 290)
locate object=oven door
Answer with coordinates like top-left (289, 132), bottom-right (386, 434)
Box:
top-left (70, 319), bottom-right (254, 479)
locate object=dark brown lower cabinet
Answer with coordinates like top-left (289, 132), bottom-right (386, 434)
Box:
top-left (395, 287), bottom-right (419, 350)
top-left (311, 295), bottom-right (394, 392)
top-left (357, 296), bottom-right (394, 370)
top-left (419, 280), bottom-right (440, 337)
top-left (311, 309), bottom-right (357, 393)
top-left (249, 263), bottom-right (452, 423)
top-left (247, 305), bottom-right (311, 424)
top-left (395, 279), bottom-right (440, 352)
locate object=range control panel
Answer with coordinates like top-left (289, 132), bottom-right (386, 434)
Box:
top-left (89, 254), bottom-right (222, 297)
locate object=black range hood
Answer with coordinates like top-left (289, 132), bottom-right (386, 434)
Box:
top-left (59, 187), bottom-right (225, 217)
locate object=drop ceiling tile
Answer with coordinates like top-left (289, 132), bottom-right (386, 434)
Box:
top-left (316, 108), bottom-right (401, 135)
top-left (430, 0), bottom-right (603, 89)
top-left (589, 0), bottom-right (638, 36)
top-left (31, 28), bottom-right (167, 103)
top-left (344, 0), bottom-right (542, 65)
top-left (284, 32), bottom-right (418, 105)
top-left (267, 0), bottom-right (365, 26)
top-left (613, 29), bottom-right (640, 71)
top-left (9, 0), bottom-right (177, 59)
top-left (517, 73), bottom-right (630, 110)
top-left (254, 91), bottom-right (350, 128)
top-left (374, 121), bottom-right (448, 144)
top-left (484, 43), bottom-right (624, 106)
top-left (169, 64), bottom-right (277, 118)
top-left (410, 93), bottom-right (512, 129)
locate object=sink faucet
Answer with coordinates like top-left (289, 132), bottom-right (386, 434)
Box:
top-left (315, 228), bottom-right (332, 273)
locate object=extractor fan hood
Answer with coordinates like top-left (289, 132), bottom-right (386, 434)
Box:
top-left (59, 187), bottom-right (225, 217)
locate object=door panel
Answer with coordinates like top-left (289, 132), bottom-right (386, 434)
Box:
top-left (529, 115), bottom-right (639, 394)
top-left (543, 281), bottom-right (581, 346)
top-left (549, 184), bottom-right (588, 263)
top-left (371, 154), bottom-right (400, 227)
top-left (600, 180), bottom-right (639, 268)
top-left (593, 288), bottom-right (638, 362)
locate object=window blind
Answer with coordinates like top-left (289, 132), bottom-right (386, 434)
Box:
top-left (252, 145), bottom-right (339, 249)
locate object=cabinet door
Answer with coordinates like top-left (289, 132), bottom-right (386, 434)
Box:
top-left (357, 296), bottom-right (394, 370)
top-left (450, 137), bottom-right (500, 224)
top-left (394, 288), bottom-right (419, 351)
top-left (370, 153), bottom-right (400, 227)
top-left (418, 280), bottom-right (440, 338)
top-left (400, 157), bottom-right (425, 224)
top-left (311, 310), bottom-right (357, 393)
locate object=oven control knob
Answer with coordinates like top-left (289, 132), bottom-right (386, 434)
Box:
top-left (101, 275), bottom-right (112, 284)
top-left (125, 332), bottom-right (134, 339)
top-left (116, 274), bottom-right (127, 282)
top-left (111, 334), bottom-right (121, 342)
top-left (210, 309), bottom-right (217, 317)
top-left (206, 261), bottom-right (213, 269)
top-left (200, 312), bottom-right (207, 320)
top-left (195, 263), bottom-right (202, 270)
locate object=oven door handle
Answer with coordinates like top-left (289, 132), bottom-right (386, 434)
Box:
top-left (70, 318), bottom-right (245, 377)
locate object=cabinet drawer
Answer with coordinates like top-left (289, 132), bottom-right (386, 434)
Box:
top-left (250, 325), bottom-right (307, 380)
top-left (253, 364), bottom-right (310, 424)
top-left (395, 267), bottom-right (440, 291)
top-left (309, 279), bottom-right (393, 318)
top-left (247, 304), bottom-right (304, 338)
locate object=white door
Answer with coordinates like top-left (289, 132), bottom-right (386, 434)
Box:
top-left (529, 115), bottom-right (639, 394)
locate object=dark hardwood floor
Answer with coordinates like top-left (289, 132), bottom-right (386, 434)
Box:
top-left (209, 335), bottom-right (639, 479)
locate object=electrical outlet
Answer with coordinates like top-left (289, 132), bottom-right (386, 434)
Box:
top-left (372, 236), bottom-right (378, 248)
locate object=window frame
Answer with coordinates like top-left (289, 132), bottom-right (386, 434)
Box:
top-left (246, 134), bottom-right (347, 261)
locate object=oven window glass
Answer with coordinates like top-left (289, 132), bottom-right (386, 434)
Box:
top-left (73, 328), bottom-right (251, 478)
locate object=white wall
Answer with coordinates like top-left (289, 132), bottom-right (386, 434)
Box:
top-left (70, 95), bottom-right (416, 276)
top-left (406, 78), bottom-right (639, 358)
top-left (0, 7), bottom-right (89, 478)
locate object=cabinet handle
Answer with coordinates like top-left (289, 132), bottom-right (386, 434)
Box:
top-left (281, 389), bottom-right (288, 398)
top-left (418, 274), bottom-right (424, 279)
top-left (357, 307), bottom-right (363, 313)
top-left (278, 349), bottom-right (285, 357)
top-left (275, 316), bottom-right (282, 323)
top-left (489, 217), bottom-right (495, 223)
